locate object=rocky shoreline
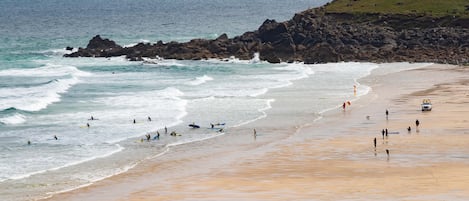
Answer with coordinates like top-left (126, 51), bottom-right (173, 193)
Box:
top-left (64, 7), bottom-right (469, 65)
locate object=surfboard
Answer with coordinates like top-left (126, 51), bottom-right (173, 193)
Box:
top-left (188, 124), bottom-right (200, 128)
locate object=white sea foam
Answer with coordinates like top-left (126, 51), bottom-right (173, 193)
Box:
top-left (0, 63), bottom-right (91, 77)
top-left (3, 144), bottom-right (124, 182)
top-left (39, 48), bottom-right (73, 57)
top-left (0, 77), bottom-right (79, 111)
top-left (124, 39), bottom-right (151, 47)
top-left (186, 75), bottom-right (214, 86)
top-left (34, 56), bottom-right (132, 68)
top-left (250, 52), bottom-right (261, 64)
top-left (0, 113), bottom-right (26, 125)
top-left (232, 99), bottom-right (275, 127)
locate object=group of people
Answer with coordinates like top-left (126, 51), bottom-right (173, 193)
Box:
top-left (374, 109), bottom-right (422, 159)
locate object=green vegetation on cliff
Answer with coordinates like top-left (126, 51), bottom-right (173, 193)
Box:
top-left (325, 0), bottom-right (469, 18)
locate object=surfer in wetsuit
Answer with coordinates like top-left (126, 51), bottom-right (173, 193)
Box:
top-left (54, 135), bottom-right (58, 140)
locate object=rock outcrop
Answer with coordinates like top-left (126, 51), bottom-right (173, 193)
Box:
top-left (64, 7), bottom-right (469, 65)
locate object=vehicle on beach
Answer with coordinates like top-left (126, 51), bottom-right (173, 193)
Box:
top-left (421, 99), bottom-right (432, 111)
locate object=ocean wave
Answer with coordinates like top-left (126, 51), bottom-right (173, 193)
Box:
top-left (38, 48), bottom-right (73, 57)
top-left (123, 39), bottom-right (151, 48)
top-left (142, 58), bottom-right (187, 67)
top-left (232, 98), bottom-right (275, 127)
top-left (0, 63), bottom-right (92, 77)
top-left (2, 144), bottom-right (124, 182)
top-left (0, 113), bottom-right (26, 125)
top-left (186, 75), bottom-right (213, 86)
top-left (0, 77), bottom-right (79, 112)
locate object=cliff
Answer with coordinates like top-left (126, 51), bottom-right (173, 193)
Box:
top-left (64, 2), bottom-right (469, 65)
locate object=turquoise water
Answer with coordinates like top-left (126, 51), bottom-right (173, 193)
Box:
top-left (0, 1), bottom-right (414, 200)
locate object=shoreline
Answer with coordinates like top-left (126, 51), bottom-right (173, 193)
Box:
top-left (45, 63), bottom-right (469, 200)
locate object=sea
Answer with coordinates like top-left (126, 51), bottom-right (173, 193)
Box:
top-left (0, 1), bottom-right (431, 200)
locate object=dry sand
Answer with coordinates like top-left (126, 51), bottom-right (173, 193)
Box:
top-left (47, 64), bottom-right (469, 201)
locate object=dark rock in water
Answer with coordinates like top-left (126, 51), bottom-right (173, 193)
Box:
top-left (64, 7), bottom-right (469, 65)
top-left (86, 35), bottom-right (121, 50)
top-left (65, 46), bottom-right (73, 51)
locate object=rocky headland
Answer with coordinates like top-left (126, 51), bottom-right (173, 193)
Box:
top-left (64, 5), bottom-right (469, 65)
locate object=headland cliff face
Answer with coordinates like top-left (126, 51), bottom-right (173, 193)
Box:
top-left (64, 7), bottom-right (468, 65)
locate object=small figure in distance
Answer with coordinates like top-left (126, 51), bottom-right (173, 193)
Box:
top-left (133, 119), bottom-right (136, 124)
top-left (87, 123), bottom-right (90, 128)
top-left (415, 119), bottom-right (420, 127)
top-left (373, 137), bottom-right (377, 149)
top-left (54, 135), bottom-right (58, 140)
top-left (164, 126), bottom-right (168, 134)
top-left (148, 116), bottom-right (152, 121)
top-left (386, 109), bottom-right (389, 117)
top-left (27, 140), bottom-right (31, 145)
top-left (407, 126), bottom-right (411, 133)
top-left (146, 134), bottom-right (151, 141)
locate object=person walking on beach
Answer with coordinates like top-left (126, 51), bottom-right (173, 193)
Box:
top-left (342, 102), bottom-right (346, 110)
top-left (386, 149), bottom-right (390, 160)
top-left (87, 123), bottom-right (90, 128)
top-left (385, 128), bottom-right (388, 137)
top-left (373, 137), bottom-right (377, 149)
top-left (415, 119), bottom-right (420, 127)
top-left (407, 126), bottom-right (411, 133)
top-left (164, 126), bottom-right (167, 134)
top-left (148, 116), bottom-right (151, 121)
top-left (381, 129), bottom-right (385, 139)
top-left (253, 129), bottom-right (257, 139)
top-left (133, 119), bottom-right (136, 124)
top-left (385, 109), bottom-right (389, 119)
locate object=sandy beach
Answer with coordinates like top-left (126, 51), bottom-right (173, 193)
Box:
top-left (46, 63), bottom-right (469, 201)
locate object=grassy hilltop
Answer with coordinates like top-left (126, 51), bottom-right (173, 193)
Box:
top-left (325, 0), bottom-right (469, 18)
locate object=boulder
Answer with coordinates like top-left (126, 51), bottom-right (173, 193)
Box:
top-left (86, 35), bottom-right (122, 50)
